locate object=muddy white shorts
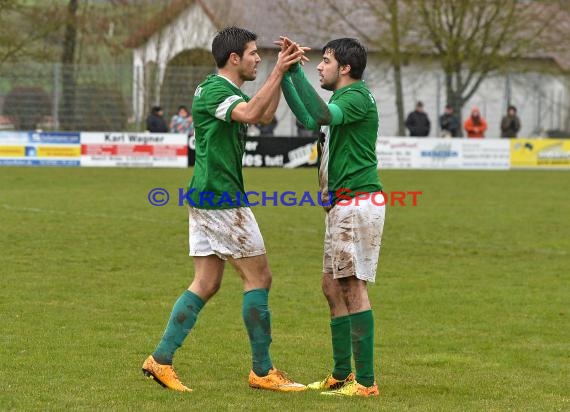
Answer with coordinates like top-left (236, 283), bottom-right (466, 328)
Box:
top-left (188, 207), bottom-right (266, 260)
top-left (323, 194), bottom-right (386, 282)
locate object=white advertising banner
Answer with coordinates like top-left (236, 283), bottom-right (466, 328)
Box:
top-left (461, 139), bottom-right (510, 169)
top-left (377, 137), bottom-right (510, 170)
top-left (416, 139), bottom-right (463, 169)
top-left (376, 137), bottom-right (419, 169)
top-left (81, 132), bottom-right (187, 168)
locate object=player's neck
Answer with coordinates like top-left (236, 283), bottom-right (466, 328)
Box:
top-left (217, 69), bottom-right (244, 88)
top-left (335, 76), bottom-right (359, 91)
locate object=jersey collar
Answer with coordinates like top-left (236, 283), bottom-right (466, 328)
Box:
top-left (216, 74), bottom-right (240, 90)
top-left (333, 80), bottom-right (365, 96)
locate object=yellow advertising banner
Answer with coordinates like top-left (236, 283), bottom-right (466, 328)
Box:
top-left (36, 146), bottom-right (81, 157)
top-left (0, 145), bottom-right (25, 157)
top-left (511, 139), bottom-right (570, 168)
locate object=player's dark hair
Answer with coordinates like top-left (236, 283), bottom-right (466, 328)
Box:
top-left (322, 38), bottom-right (367, 79)
top-left (212, 27), bottom-right (257, 68)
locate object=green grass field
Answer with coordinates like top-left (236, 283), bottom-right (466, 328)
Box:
top-left (1, 168), bottom-right (568, 411)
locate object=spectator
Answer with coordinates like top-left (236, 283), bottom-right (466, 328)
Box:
top-left (146, 105), bottom-right (168, 133)
top-left (257, 116), bottom-right (278, 136)
top-left (405, 101), bottom-right (430, 137)
top-left (439, 104), bottom-right (460, 137)
top-left (464, 106), bottom-right (487, 138)
top-left (500, 105), bottom-right (521, 138)
top-left (170, 105), bottom-right (194, 136)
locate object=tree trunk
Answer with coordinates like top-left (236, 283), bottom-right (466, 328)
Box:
top-left (389, 0), bottom-right (406, 136)
top-left (393, 63), bottom-right (406, 136)
top-left (445, 72), bottom-right (464, 137)
top-left (60, 0), bottom-right (78, 130)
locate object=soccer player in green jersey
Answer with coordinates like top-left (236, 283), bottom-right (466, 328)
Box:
top-left (142, 27), bottom-right (306, 393)
top-left (278, 37), bottom-right (385, 397)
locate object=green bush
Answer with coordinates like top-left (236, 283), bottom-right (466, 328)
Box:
top-left (3, 86), bottom-right (52, 130)
top-left (73, 84), bottom-right (127, 131)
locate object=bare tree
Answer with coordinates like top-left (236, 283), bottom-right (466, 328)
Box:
top-left (277, 0), bottom-right (418, 136)
top-left (60, 0), bottom-right (79, 130)
top-left (553, 0), bottom-right (570, 132)
top-left (0, 0), bottom-right (64, 66)
top-left (325, 0), bottom-right (418, 137)
top-left (57, 0), bottom-right (131, 130)
top-left (386, 0), bottom-right (407, 136)
top-left (417, 0), bottom-right (562, 135)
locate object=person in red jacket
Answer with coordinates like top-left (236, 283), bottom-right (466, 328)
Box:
top-left (464, 106), bottom-right (487, 138)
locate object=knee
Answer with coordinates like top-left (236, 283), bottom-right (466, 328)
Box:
top-left (338, 277), bottom-right (370, 313)
top-left (191, 277), bottom-right (222, 301)
top-left (209, 280), bottom-right (222, 296)
top-left (321, 279), bottom-right (332, 299)
top-left (321, 274), bottom-right (335, 297)
top-left (254, 258), bottom-right (272, 289)
top-left (260, 267), bottom-right (272, 290)
top-left (244, 265), bottom-right (272, 290)
top-left (322, 274), bottom-right (349, 317)
top-left (322, 275), bottom-right (342, 307)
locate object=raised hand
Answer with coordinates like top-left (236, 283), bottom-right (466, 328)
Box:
top-left (275, 41), bottom-right (304, 73)
top-left (274, 36), bottom-right (310, 65)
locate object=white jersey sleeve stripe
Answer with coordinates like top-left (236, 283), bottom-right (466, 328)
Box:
top-left (215, 95), bottom-right (243, 121)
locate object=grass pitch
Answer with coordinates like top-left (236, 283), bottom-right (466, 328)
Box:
top-left (1, 167), bottom-right (568, 411)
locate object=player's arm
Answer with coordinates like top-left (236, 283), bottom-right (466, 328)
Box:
top-left (258, 83), bottom-right (281, 125)
top-left (259, 38), bottom-right (311, 124)
top-left (288, 63), bottom-right (343, 126)
top-left (229, 70), bottom-right (283, 124)
top-left (231, 43), bottom-right (302, 124)
top-left (281, 72), bottom-right (318, 130)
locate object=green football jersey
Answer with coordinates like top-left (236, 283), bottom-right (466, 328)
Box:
top-left (318, 80), bottom-right (383, 206)
top-left (187, 75), bottom-right (250, 209)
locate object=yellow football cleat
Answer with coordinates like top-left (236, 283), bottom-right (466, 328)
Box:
top-left (248, 367), bottom-right (306, 392)
top-left (307, 372), bottom-right (355, 390)
top-left (321, 379), bottom-right (379, 397)
top-left (142, 355), bottom-right (192, 392)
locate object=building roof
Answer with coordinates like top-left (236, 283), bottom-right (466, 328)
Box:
top-left (124, 0), bottom-right (204, 48)
top-left (124, 0), bottom-right (385, 50)
top-left (124, 0), bottom-right (570, 71)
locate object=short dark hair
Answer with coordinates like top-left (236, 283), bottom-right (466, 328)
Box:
top-left (151, 106), bottom-right (162, 115)
top-left (322, 38), bottom-right (367, 79)
top-left (508, 105), bottom-right (517, 112)
top-left (211, 26), bottom-right (257, 68)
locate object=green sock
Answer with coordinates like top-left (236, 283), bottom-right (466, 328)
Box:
top-left (152, 290), bottom-right (204, 365)
top-left (350, 310), bottom-right (375, 387)
top-left (243, 288), bottom-right (273, 376)
top-left (330, 315), bottom-right (352, 380)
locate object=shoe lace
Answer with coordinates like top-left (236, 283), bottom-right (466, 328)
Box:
top-left (329, 373), bottom-right (350, 385)
top-left (340, 380), bottom-right (358, 392)
top-left (166, 366), bottom-right (182, 382)
top-left (327, 375), bottom-right (346, 390)
top-left (272, 369), bottom-right (294, 384)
